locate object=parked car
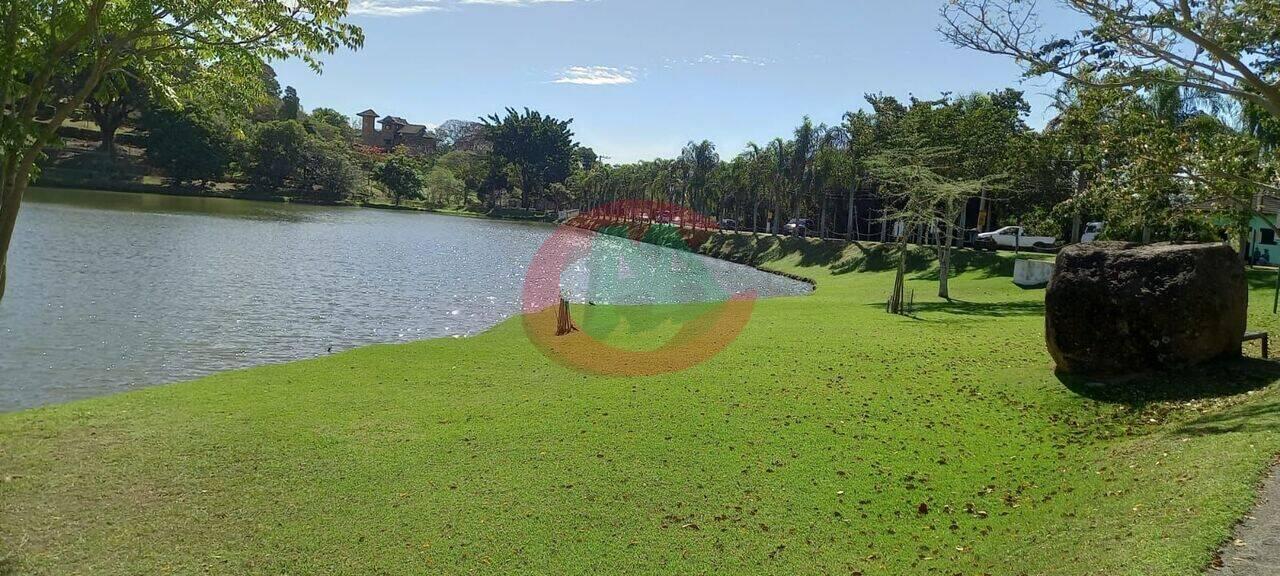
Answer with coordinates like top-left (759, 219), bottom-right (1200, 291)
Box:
top-left (976, 226), bottom-right (1056, 251)
top-left (784, 218), bottom-right (815, 237)
top-left (718, 218), bottom-right (738, 231)
top-left (1080, 221), bottom-right (1105, 242)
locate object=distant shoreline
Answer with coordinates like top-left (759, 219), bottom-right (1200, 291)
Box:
top-left (28, 180), bottom-right (558, 224)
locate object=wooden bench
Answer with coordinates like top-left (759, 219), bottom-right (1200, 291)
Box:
top-left (1244, 331), bottom-right (1270, 358)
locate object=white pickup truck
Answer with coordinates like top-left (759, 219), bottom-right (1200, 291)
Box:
top-left (1081, 221), bottom-right (1105, 242)
top-left (976, 226), bottom-right (1057, 250)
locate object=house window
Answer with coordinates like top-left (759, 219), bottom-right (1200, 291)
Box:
top-left (1262, 228), bottom-right (1276, 245)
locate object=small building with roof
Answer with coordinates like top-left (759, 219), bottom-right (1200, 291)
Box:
top-left (357, 109), bottom-right (437, 154)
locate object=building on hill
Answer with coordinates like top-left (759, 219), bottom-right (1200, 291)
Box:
top-left (357, 109), bottom-right (437, 154)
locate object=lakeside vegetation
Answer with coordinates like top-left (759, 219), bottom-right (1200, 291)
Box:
top-left (3, 240), bottom-right (1280, 574)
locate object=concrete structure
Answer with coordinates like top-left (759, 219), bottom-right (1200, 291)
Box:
top-left (1013, 259), bottom-right (1055, 287)
top-left (357, 109), bottom-right (437, 154)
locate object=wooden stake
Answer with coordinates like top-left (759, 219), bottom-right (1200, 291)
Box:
top-left (556, 297), bottom-right (579, 336)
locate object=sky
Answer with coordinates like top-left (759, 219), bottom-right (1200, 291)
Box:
top-left (273, 0), bottom-right (1069, 163)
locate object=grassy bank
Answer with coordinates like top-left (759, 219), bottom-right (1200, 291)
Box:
top-left (3, 238), bottom-right (1280, 575)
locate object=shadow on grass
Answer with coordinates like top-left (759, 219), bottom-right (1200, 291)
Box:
top-left (699, 235), bottom-right (1060, 290)
top-left (907, 299), bottom-right (1045, 317)
top-left (1247, 267), bottom-right (1280, 290)
top-left (1178, 400), bottom-right (1280, 436)
top-left (835, 243), bottom-right (1023, 279)
top-left (0, 555), bottom-right (20, 576)
top-left (1058, 357), bottom-right (1280, 408)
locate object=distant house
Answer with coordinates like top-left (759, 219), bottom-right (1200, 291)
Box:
top-left (357, 109), bottom-right (437, 154)
top-left (1247, 194), bottom-right (1280, 265)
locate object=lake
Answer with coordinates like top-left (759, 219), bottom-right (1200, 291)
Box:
top-left (0, 188), bottom-right (810, 411)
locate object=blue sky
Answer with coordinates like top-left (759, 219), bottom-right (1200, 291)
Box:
top-left (274, 0), bottom-right (1067, 163)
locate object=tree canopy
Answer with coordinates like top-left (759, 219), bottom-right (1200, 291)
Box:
top-left (481, 108), bottom-right (576, 208)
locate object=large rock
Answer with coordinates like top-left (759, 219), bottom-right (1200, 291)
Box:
top-left (1045, 242), bottom-right (1247, 376)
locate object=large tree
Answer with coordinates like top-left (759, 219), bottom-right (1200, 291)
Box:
top-left (143, 106), bottom-right (230, 187)
top-left (85, 67), bottom-right (148, 157)
top-left (376, 154), bottom-right (425, 206)
top-left (678, 140), bottom-right (720, 227)
top-left (940, 0), bottom-right (1280, 196)
top-left (0, 0), bottom-right (363, 300)
top-left (481, 108), bottom-right (576, 209)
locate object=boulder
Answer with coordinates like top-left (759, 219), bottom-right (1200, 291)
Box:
top-left (1045, 242), bottom-right (1247, 376)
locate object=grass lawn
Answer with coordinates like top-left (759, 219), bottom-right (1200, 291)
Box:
top-left (4, 237), bottom-right (1280, 575)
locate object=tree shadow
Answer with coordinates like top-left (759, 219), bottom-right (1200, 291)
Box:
top-left (1247, 268), bottom-right (1280, 290)
top-left (1057, 357), bottom-right (1280, 407)
top-left (905, 299), bottom-right (1045, 317)
top-left (828, 243), bottom-right (1031, 279)
top-left (1177, 398), bottom-right (1280, 437)
top-left (700, 235), bottom-right (1050, 284)
top-left (0, 554), bottom-right (20, 576)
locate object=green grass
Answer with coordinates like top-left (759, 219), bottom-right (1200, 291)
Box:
top-left (4, 238), bottom-right (1280, 575)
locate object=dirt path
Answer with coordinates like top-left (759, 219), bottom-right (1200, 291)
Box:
top-left (1212, 463), bottom-right (1280, 575)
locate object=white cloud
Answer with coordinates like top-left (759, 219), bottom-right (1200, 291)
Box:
top-left (349, 0), bottom-right (444, 15)
top-left (695, 54), bottom-right (773, 67)
top-left (351, 0), bottom-right (587, 16)
top-left (552, 66), bottom-right (636, 86)
top-left (461, 0), bottom-right (584, 4)
top-left (661, 54), bottom-right (774, 69)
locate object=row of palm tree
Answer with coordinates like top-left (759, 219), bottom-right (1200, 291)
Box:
top-left (570, 116), bottom-right (875, 239)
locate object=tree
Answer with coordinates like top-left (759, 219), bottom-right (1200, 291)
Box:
top-left (143, 107), bottom-right (230, 187)
top-left (280, 86), bottom-right (301, 121)
top-left (941, 0), bottom-right (1280, 197)
top-left (678, 140), bottom-right (720, 227)
top-left (308, 107), bottom-right (356, 142)
top-left (86, 68), bottom-right (147, 157)
top-left (868, 137), bottom-right (1000, 308)
top-left (481, 108), bottom-right (576, 209)
top-left (574, 146), bottom-right (600, 171)
top-left (377, 154), bottom-right (425, 206)
top-left (437, 150), bottom-right (487, 193)
top-left (435, 119), bottom-right (487, 150)
top-left (246, 121), bottom-right (307, 190)
top-left (0, 0), bottom-right (363, 300)
top-left (297, 135), bottom-right (361, 202)
top-left (425, 167), bottom-right (466, 207)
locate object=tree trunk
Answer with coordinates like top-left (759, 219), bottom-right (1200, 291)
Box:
top-left (0, 157), bottom-right (30, 301)
top-left (846, 186), bottom-right (855, 241)
top-left (92, 106), bottom-right (124, 157)
top-left (752, 197), bottom-right (760, 237)
top-left (889, 226), bottom-right (911, 314)
top-left (976, 193), bottom-right (988, 232)
top-left (820, 193), bottom-right (828, 239)
top-left (939, 205), bottom-right (956, 299)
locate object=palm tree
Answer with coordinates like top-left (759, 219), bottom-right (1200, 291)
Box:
top-left (679, 140), bottom-right (719, 228)
top-left (767, 138), bottom-right (789, 235)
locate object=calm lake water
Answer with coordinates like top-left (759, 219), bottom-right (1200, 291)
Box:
top-left (0, 188), bottom-right (809, 411)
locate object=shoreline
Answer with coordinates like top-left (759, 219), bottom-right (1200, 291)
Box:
top-left (31, 181), bottom-right (827, 285)
top-left (28, 180), bottom-right (559, 224)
